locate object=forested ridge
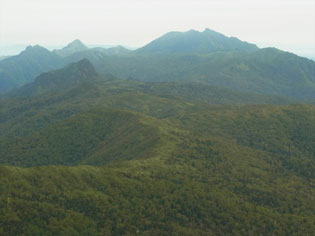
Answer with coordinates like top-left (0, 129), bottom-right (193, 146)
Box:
top-left (0, 29), bottom-right (314, 235)
top-left (0, 62), bottom-right (314, 235)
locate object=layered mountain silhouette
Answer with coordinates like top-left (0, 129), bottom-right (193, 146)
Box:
top-left (136, 28), bottom-right (259, 53)
top-left (1, 54), bottom-right (314, 234)
top-left (0, 45), bottom-right (64, 93)
top-left (14, 59), bottom-right (99, 96)
top-left (0, 28), bottom-right (314, 102)
top-left (1, 30), bottom-right (315, 234)
top-left (102, 45), bottom-right (131, 55)
top-left (53, 39), bottom-right (88, 57)
top-left (68, 48), bottom-right (315, 101)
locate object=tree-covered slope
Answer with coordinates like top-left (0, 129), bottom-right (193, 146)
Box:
top-left (142, 82), bottom-right (291, 105)
top-left (0, 108), bottom-right (161, 167)
top-left (0, 104), bottom-right (314, 235)
top-left (170, 104), bottom-right (315, 179)
top-left (0, 59), bottom-right (295, 145)
top-left (0, 42), bottom-right (314, 235)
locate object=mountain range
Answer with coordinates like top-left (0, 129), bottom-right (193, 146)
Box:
top-left (1, 29), bottom-right (314, 101)
top-left (53, 39), bottom-right (88, 57)
top-left (0, 29), bottom-right (314, 235)
top-left (136, 28), bottom-right (259, 53)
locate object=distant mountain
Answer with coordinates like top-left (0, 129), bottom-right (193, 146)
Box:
top-left (69, 48), bottom-right (315, 101)
top-left (14, 59), bottom-right (99, 96)
top-left (0, 45), bottom-right (65, 94)
top-left (102, 45), bottom-right (131, 55)
top-left (1, 30), bottom-right (315, 236)
top-left (86, 45), bottom-right (131, 56)
top-left (0, 30), bottom-right (314, 102)
top-left (0, 40), bottom-right (90, 94)
top-left (53, 39), bottom-right (88, 57)
top-left (137, 28), bottom-right (259, 54)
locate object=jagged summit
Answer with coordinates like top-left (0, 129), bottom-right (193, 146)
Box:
top-left (64, 39), bottom-right (88, 51)
top-left (21, 45), bottom-right (51, 55)
top-left (25, 45), bottom-right (43, 51)
top-left (64, 58), bottom-right (98, 78)
top-left (36, 58), bottom-right (99, 83)
top-left (14, 59), bottom-right (99, 96)
top-left (53, 39), bottom-right (88, 57)
top-left (137, 28), bottom-right (259, 54)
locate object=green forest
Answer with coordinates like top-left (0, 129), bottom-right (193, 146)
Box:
top-left (0, 28), bottom-right (315, 235)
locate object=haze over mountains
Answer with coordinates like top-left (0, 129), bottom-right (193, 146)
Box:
top-left (53, 39), bottom-right (88, 57)
top-left (136, 28), bottom-right (259, 53)
top-left (1, 28), bottom-right (315, 235)
top-left (0, 28), bottom-right (314, 102)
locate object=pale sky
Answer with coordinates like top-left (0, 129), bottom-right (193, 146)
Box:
top-left (0, 0), bottom-right (315, 57)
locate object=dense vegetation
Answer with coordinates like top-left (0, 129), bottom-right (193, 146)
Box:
top-left (1, 147), bottom-right (314, 235)
top-left (0, 59), bottom-right (314, 235)
top-left (1, 27), bottom-right (315, 234)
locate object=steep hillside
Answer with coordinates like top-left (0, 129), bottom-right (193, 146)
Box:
top-left (0, 40), bottom-right (88, 94)
top-left (0, 45), bottom-right (65, 93)
top-left (13, 59), bottom-right (100, 96)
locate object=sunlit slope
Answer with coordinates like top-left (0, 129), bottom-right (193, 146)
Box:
top-left (0, 108), bottom-right (165, 167)
top-left (170, 104), bottom-right (315, 178)
top-left (1, 105), bottom-right (315, 235)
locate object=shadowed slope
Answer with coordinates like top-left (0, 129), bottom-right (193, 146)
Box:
top-left (13, 59), bottom-right (99, 96)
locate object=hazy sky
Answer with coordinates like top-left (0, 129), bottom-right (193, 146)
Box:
top-left (0, 0), bottom-right (315, 57)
